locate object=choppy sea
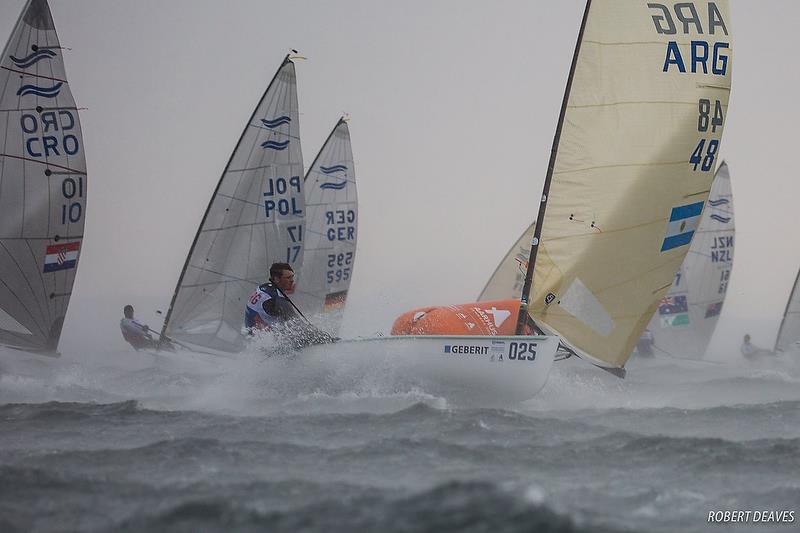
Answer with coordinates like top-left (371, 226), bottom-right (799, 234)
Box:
top-left (1, 345), bottom-right (798, 533)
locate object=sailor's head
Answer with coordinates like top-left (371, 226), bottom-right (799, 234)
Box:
top-left (124, 305), bottom-right (134, 319)
top-left (269, 262), bottom-right (295, 292)
top-left (744, 334), bottom-right (751, 343)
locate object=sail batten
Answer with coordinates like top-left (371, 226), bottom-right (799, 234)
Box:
top-left (161, 55), bottom-right (306, 353)
top-left (0, 0), bottom-right (87, 353)
top-left (513, 0), bottom-right (732, 368)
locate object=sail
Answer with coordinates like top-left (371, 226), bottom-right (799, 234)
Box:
top-left (0, 0), bottom-right (86, 353)
top-left (775, 268), bottom-right (800, 352)
top-left (293, 117), bottom-right (357, 333)
top-left (645, 161), bottom-right (734, 358)
top-left (520, 1), bottom-right (732, 368)
top-left (478, 223), bottom-right (534, 302)
top-left (161, 56), bottom-right (305, 352)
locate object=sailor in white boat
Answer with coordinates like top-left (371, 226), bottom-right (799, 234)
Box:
top-left (120, 305), bottom-right (158, 350)
top-left (740, 334), bottom-right (774, 360)
top-left (245, 262), bottom-right (336, 347)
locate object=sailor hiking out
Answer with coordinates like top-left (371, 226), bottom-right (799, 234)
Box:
top-left (246, 263), bottom-right (336, 348)
top-left (120, 305), bottom-right (157, 350)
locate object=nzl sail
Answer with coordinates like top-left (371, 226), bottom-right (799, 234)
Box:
top-left (293, 117), bottom-right (357, 333)
top-left (160, 55), bottom-right (305, 353)
top-left (0, 0), bottom-right (86, 354)
top-left (775, 268), bottom-right (800, 352)
top-left (514, 0), bottom-right (733, 370)
top-left (646, 161), bottom-right (734, 358)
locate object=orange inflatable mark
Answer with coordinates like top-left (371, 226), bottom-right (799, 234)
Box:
top-left (391, 299), bottom-right (534, 336)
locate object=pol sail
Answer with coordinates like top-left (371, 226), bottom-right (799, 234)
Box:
top-left (515, 1), bottom-right (732, 371)
top-left (160, 55), bottom-right (305, 353)
top-left (644, 161), bottom-right (734, 359)
top-left (0, 0), bottom-right (86, 354)
top-left (293, 117), bottom-right (357, 334)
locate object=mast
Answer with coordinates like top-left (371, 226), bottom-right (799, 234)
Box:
top-left (514, 0), bottom-right (592, 335)
top-left (159, 55), bottom-right (293, 343)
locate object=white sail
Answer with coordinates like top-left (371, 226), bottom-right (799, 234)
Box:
top-left (0, 0), bottom-right (86, 354)
top-left (161, 55), bottom-right (305, 353)
top-left (478, 223), bottom-right (534, 302)
top-left (775, 268), bottom-right (800, 352)
top-left (519, 1), bottom-right (732, 369)
top-left (293, 117), bottom-right (357, 333)
top-left (645, 161), bottom-right (734, 358)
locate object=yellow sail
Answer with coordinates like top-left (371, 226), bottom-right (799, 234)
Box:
top-left (526, 1), bottom-right (732, 368)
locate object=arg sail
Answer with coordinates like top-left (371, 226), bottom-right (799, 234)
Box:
top-left (515, 0), bottom-right (732, 369)
top-left (644, 161), bottom-right (734, 358)
top-left (775, 268), bottom-right (800, 352)
top-left (0, 0), bottom-right (86, 354)
top-left (293, 117), bottom-right (357, 333)
top-left (160, 55), bottom-right (305, 353)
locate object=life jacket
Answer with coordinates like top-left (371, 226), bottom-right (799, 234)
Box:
top-left (245, 283), bottom-right (282, 329)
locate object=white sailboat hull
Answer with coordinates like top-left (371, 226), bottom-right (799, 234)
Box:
top-left (292, 335), bottom-right (558, 404)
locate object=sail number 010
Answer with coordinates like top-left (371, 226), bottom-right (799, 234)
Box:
top-left (61, 176), bottom-right (83, 224)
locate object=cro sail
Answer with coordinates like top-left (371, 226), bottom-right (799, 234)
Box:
top-left (645, 161), bottom-right (734, 358)
top-left (160, 55), bottom-right (305, 353)
top-left (0, 0), bottom-right (86, 354)
top-left (516, 0), bottom-right (733, 369)
top-left (293, 117), bottom-right (357, 333)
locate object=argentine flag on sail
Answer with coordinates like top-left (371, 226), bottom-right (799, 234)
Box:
top-left (661, 202), bottom-right (704, 252)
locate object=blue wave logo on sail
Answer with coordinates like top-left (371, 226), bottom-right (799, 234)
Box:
top-left (261, 116), bottom-right (291, 129)
top-left (709, 214), bottom-right (731, 223)
top-left (16, 82), bottom-right (62, 98)
top-left (319, 181), bottom-right (347, 190)
top-left (261, 139), bottom-right (290, 150)
top-left (320, 164), bottom-right (347, 174)
top-left (707, 198), bottom-right (729, 207)
top-left (10, 49), bottom-right (56, 68)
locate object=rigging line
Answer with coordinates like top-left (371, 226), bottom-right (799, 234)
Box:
top-left (0, 153), bottom-right (84, 173)
top-left (568, 100), bottom-right (700, 109)
top-left (0, 235), bottom-right (84, 241)
top-left (214, 192), bottom-right (262, 208)
top-left (0, 106), bottom-right (80, 113)
top-left (0, 66), bottom-right (67, 83)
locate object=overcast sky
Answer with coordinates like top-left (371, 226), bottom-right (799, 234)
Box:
top-left (1, 0), bottom-right (797, 359)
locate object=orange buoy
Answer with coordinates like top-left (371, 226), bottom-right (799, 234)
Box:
top-left (391, 299), bottom-right (534, 336)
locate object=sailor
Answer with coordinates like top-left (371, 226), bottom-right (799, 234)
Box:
top-left (740, 334), bottom-right (773, 360)
top-left (120, 305), bottom-right (157, 350)
top-left (636, 328), bottom-right (655, 357)
top-left (245, 262), bottom-right (299, 330)
top-left (245, 263), bottom-right (335, 347)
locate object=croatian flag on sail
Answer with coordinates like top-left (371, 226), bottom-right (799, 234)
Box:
top-left (43, 242), bottom-right (80, 273)
top-left (661, 202), bottom-right (704, 252)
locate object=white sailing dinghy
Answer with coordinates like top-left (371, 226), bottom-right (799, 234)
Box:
top-left (292, 117), bottom-right (357, 335)
top-left (0, 0), bottom-right (86, 355)
top-left (775, 268), bottom-right (800, 353)
top-left (639, 161), bottom-right (734, 359)
top-left (474, 0), bottom-right (733, 377)
top-left (159, 55), bottom-right (306, 353)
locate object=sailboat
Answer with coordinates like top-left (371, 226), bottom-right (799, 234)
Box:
top-left (638, 161), bottom-right (734, 359)
top-left (292, 117), bottom-right (357, 334)
top-left (159, 54), bottom-right (306, 353)
top-left (775, 268), bottom-right (800, 353)
top-left (0, 0), bottom-right (86, 355)
top-left (392, 0), bottom-right (733, 378)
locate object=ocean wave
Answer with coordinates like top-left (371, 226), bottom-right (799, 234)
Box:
top-left (0, 399), bottom-right (142, 421)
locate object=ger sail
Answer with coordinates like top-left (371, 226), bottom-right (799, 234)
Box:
top-left (775, 268), bottom-right (800, 352)
top-left (513, 0), bottom-right (733, 371)
top-left (160, 55), bottom-right (305, 353)
top-left (644, 161), bottom-right (734, 359)
top-left (293, 117), bottom-right (357, 334)
top-left (0, 0), bottom-right (86, 354)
